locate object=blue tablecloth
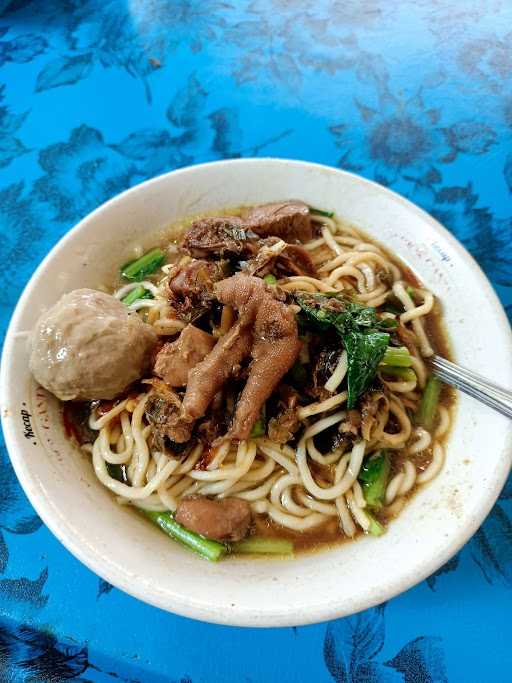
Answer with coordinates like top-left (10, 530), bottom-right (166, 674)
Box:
top-left (0, 2), bottom-right (511, 681)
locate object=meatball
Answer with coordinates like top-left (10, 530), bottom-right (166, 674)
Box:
top-left (30, 288), bottom-right (157, 401)
top-left (175, 497), bottom-right (252, 542)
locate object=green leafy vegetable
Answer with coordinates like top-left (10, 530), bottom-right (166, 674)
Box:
top-left (366, 511), bottom-right (386, 536)
top-left (295, 293), bottom-right (379, 333)
top-left (143, 510), bottom-right (226, 562)
top-left (232, 537), bottom-right (294, 555)
top-left (121, 247), bottom-right (165, 281)
top-left (416, 375), bottom-right (442, 429)
top-left (378, 317), bottom-right (398, 329)
top-left (308, 206), bottom-right (334, 218)
top-left (106, 463), bottom-right (129, 483)
top-left (263, 273), bottom-right (277, 285)
top-left (121, 285), bottom-right (153, 306)
top-left (358, 450), bottom-right (390, 509)
top-left (295, 292), bottom-right (391, 407)
top-left (343, 331), bottom-right (389, 408)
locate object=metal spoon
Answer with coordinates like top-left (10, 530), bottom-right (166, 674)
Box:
top-left (429, 355), bottom-right (512, 420)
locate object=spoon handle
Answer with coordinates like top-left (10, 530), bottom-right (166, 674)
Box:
top-left (430, 355), bottom-right (512, 420)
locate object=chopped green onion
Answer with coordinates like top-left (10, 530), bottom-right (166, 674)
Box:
top-left (416, 375), bottom-right (442, 430)
top-left (366, 512), bottom-right (386, 536)
top-left (232, 537), bottom-right (294, 555)
top-left (379, 366), bottom-right (416, 381)
top-left (250, 404), bottom-right (266, 438)
top-left (143, 510), bottom-right (226, 562)
top-left (406, 286), bottom-right (415, 299)
top-left (380, 346), bottom-right (412, 368)
top-left (121, 285), bottom-right (153, 306)
top-left (263, 273), bottom-right (277, 285)
top-left (250, 418), bottom-right (265, 438)
top-left (359, 450), bottom-right (390, 510)
top-left (121, 248), bottom-right (165, 281)
top-left (309, 206), bottom-right (335, 218)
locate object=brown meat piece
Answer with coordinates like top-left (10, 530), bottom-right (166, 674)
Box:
top-left (242, 200), bottom-right (313, 243)
top-left (310, 347), bottom-right (340, 400)
top-left (243, 238), bottom-right (317, 278)
top-left (167, 322), bottom-right (253, 442)
top-left (360, 391), bottom-right (388, 441)
top-left (339, 409), bottom-right (362, 437)
top-left (215, 274), bottom-right (301, 441)
top-left (396, 326), bottom-right (417, 355)
top-left (268, 408), bottom-right (300, 444)
top-left (167, 259), bottom-right (224, 321)
top-left (154, 324), bottom-right (216, 386)
top-left (183, 216), bottom-right (257, 258)
top-left (241, 238), bottom-right (288, 277)
top-left (278, 244), bottom-right (317, 277)
top-left (143, 378), bottom-right (183, 451)
top-left (175, 496), bottom-right (251, 541)
top-left (267, 386), bottom-right (301, 444)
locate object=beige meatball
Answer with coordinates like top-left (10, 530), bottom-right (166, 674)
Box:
top-left (29, 288), bottom-right (157, 401)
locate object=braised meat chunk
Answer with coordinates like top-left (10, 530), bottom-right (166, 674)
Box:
top-left (175, 496), bottom-right (251, 541)
top-left (143, 378), bottom-right (183, 451)
top-left (154, 324), bottom-right (216, 386)
top-left (267, 386), bottom-right (301, 444)
top-left (183, 216), bottom-right (257, 258)
top-left (242, 200), bottom-right (313, 243)
top-left (278, 244), bottom-right (317, 277)
top-left (167, 259), bottom-right (225, 321)
top-left (242, 238), bottom-right (317, 278)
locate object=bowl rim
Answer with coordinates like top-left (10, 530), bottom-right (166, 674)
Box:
top-left (2, 157), bottom-right (512, 627)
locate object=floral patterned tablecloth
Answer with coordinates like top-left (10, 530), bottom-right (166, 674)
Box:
top-left (0, 1), bottom-right (511, 681)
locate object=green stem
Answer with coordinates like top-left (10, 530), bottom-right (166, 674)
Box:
top-left (379, 366), bottom-right (416, 381)
top-left (359, 450), bottom-right (390, 510)
top-left (366, 512), bottom-right (385, 536)
top-left (121, 285), bottom-right (152, 306)
top-left (309, 206), bottom-right (334, 218)
top-left (121, 247), bottom-right (165, 281)
top-left (416, 375), bottom-right (442, 430)
top-left (380, 346), bottom-right (412, 367)
top-left (143, 510), bottom-right (227, 562)
top-left (231, 537), bottom-right (294, 555)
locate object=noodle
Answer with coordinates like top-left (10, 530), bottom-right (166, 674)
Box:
top-left (324, 350), bottom-right (348, 393)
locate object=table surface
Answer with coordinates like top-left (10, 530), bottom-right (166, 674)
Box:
top-left (0, 1), bottom-right (511, 681)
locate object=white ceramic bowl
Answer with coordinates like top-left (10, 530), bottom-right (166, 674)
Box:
top-left (2, 159), bottom-right (512, 627)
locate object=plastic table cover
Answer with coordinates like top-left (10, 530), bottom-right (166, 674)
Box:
top-left (0, 1), bottom-right (511, 681)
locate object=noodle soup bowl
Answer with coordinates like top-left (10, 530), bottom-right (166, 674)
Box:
top-left (2, 159), bottom-right (512, 626)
